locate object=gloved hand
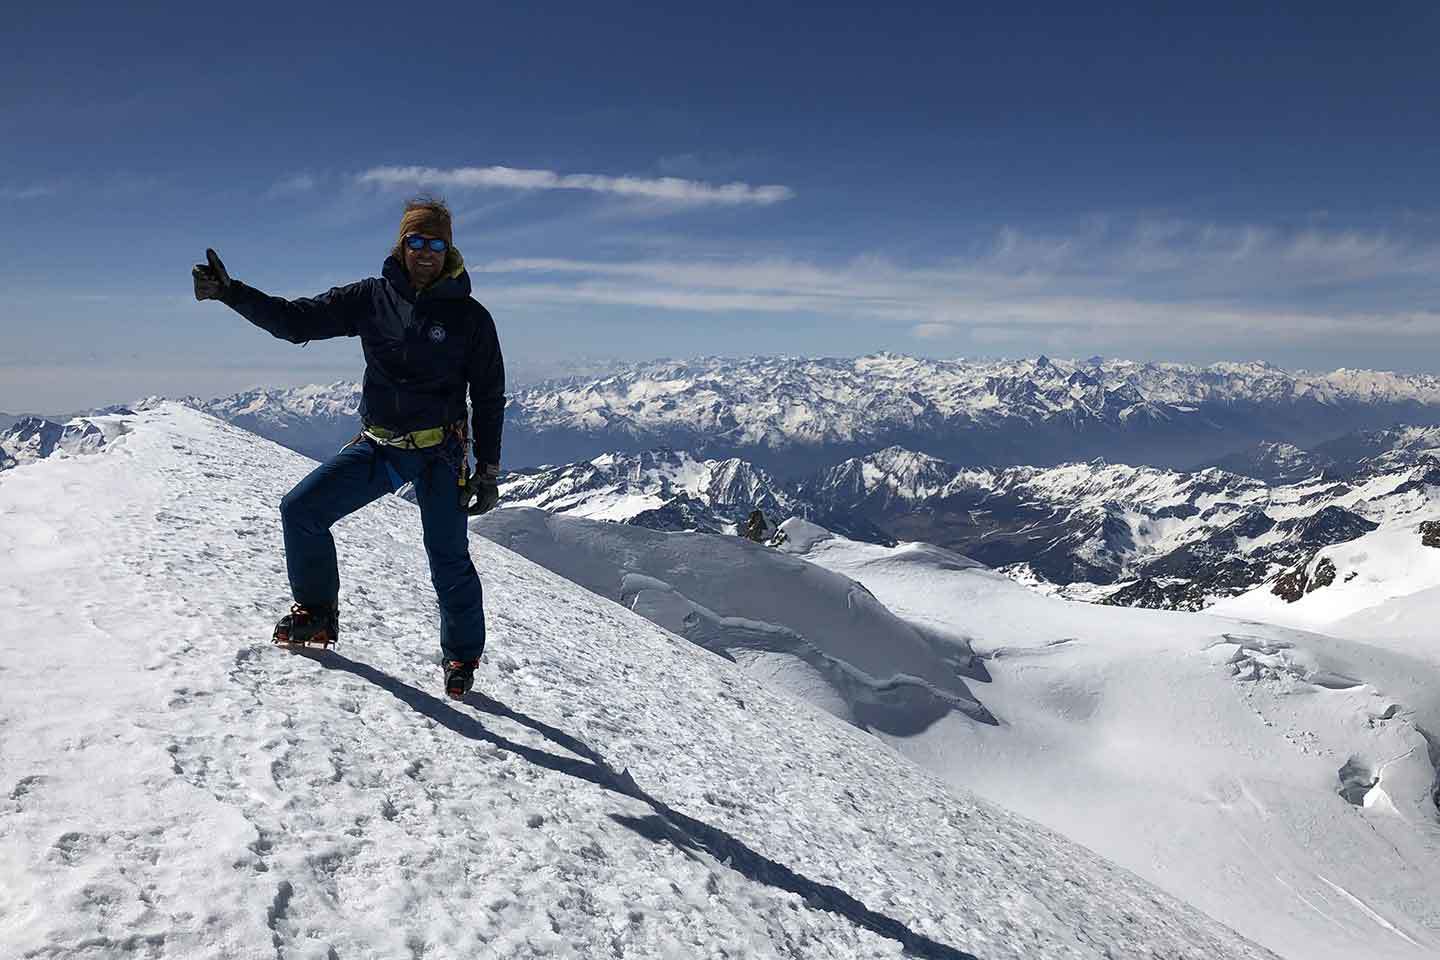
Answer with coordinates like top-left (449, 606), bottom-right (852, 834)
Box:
top-left (461, 470), bottom-right (500, 515)
top-left (192, 248), bottom-right (233, 301)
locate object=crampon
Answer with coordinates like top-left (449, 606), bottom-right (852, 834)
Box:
top-left (272, 603), bottom-right (339, 649)
top-left (444, 659), bottom-right (479, 700)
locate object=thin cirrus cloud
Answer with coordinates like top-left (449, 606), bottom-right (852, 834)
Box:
top-left (471, 222), bottom-right (1440, 348)
top-left (0, 183), bottom-right (61, 200)
top-left (356, 164), bottom-right (794, 206)
top-left (265, 173), bottom-right (321, 197)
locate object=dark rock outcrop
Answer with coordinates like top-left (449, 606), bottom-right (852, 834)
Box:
top-left (1272, 556), bottom-right (1338, 603)
top-left (1421, 521), bottom-right (1440, 549)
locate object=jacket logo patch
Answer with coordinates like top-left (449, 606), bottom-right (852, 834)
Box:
top-left (427, 325), bottom-right (447, 343)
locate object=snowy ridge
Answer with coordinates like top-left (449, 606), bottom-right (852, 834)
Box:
top-left (199, 379), bottom-right (361, 424)
top-left (0, 403), bottom-right (1279, 959)
top-left (194, 380), bottom-right (362, 461)
top-left (1312, 424), bottom-right (1440, 475)
top-left (500, 448), bottom-right (796, 532)
top-left (475, 507), bottom-right (993, 734)
top-left (516, 354), bottom-right (1440, 434)
top-left (1208, 440), bottom-right (1328, 484)
top-left (801, 446), bottom-right (984, 511)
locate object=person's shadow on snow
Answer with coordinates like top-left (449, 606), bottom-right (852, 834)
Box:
top-left (299, 649), bottom-right (980, 960)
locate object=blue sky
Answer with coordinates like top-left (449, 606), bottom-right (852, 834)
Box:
top-left (3, 1), bottom-right (1439, 411)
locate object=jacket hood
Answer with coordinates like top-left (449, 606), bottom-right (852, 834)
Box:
top-left (382, 247), bottom-right (470, 302)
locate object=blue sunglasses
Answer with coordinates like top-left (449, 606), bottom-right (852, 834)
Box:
top-left (404, 234), bottom-right (449, 253)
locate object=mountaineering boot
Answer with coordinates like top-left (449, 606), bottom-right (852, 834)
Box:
top-left (444, 659), bottom-right (479, 700)
top-left (273, 603), bottom-right (339, 648)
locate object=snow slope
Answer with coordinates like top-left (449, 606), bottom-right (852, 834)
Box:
top-left (480, 500), bottom-right (1440, 959)
top-left (1210, 519), bottom-right (1440, 632)
top-left (474, 507), bottom-right (990, 735)
top-left (0, 404), bottom-right (1277, 959)
top-left (1207, 515), bottom-right (1440, 695)
top-left (778, 521), bottom-right (1440, 960)
top-left (195, 380), bottom-right (362, 462)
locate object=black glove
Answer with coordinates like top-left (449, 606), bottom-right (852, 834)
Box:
top-left (461, 471), bottom-right (500, 516)
top-left (192, 248), bottom-right (233, 301)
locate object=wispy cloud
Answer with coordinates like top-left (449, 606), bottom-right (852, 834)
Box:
top-left (265, 173), bottom-right (321, 198)
top-left (356, 164), bottom-right (793, 206)
top-left (0, 174), bottom-right (165, 203)
top-left (0, 183), bottom-right (62, 200)
top-left (472, 221), bottom-right (1440, 350)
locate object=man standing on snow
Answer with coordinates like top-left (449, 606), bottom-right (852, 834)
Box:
top-left (192, 198), bottom-right (504, 701)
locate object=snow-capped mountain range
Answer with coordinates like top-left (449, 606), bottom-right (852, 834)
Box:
top-left (803, 442), bottom-right (1440, 608)
top-left (9, 389), bottom-right (1438, 612)
top-left (188, 380), bottom-right (363, 462)
top-left (485, 434), bottom-right (1440, 610)
top-left (168, 354), bottom-right (1440, 474)
top-left (503, 354), bottom-right (1440, 473)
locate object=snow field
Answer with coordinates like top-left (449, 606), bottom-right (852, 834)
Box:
top-left (781, 522), bottom-right (1440, 960)
top-left (0, 404), bottom-right (1278, 959)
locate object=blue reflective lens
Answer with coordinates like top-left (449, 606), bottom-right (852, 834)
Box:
top-left (405, 234), bottom-right (448, 253)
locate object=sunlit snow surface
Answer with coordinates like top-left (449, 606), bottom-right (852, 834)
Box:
top-left (1212, 523), bottom-right (1440, 637)
top-left (480, 499), bottom-right (1440, 960)
top-left (777, 520), bottom-right (1440, 960)
top-left (0, 405), bottom-right (1279, 959)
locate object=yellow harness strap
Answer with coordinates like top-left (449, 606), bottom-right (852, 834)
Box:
top-left (363, 421), bottom-right (471, 489)
top-left (363, 424), bottom-right (450, 449)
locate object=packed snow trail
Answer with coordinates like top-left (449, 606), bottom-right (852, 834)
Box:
top-left (0, 405), bottom-right (1277, 959)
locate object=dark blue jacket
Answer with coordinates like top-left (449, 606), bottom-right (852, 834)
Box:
top-left (222, 255), bottom-right (505, 466)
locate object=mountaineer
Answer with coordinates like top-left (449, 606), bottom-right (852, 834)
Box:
top-left (193, 198), bottom-right (503, 700)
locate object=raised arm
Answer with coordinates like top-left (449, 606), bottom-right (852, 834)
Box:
top-left (221, 281), bottom-right (370, 344)
top-left (193, 248), bottom-right (368, 344)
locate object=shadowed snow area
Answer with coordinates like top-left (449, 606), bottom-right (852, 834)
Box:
top-left (778, 519), bottom-right (1440, 960)
top-left (0, 404), bottom-right (1278, 959)
top-left (475, 507), bottom-right (993, 735)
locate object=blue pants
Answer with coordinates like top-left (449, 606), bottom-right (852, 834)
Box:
top-left (279, 436), bottom-right (486, 661)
